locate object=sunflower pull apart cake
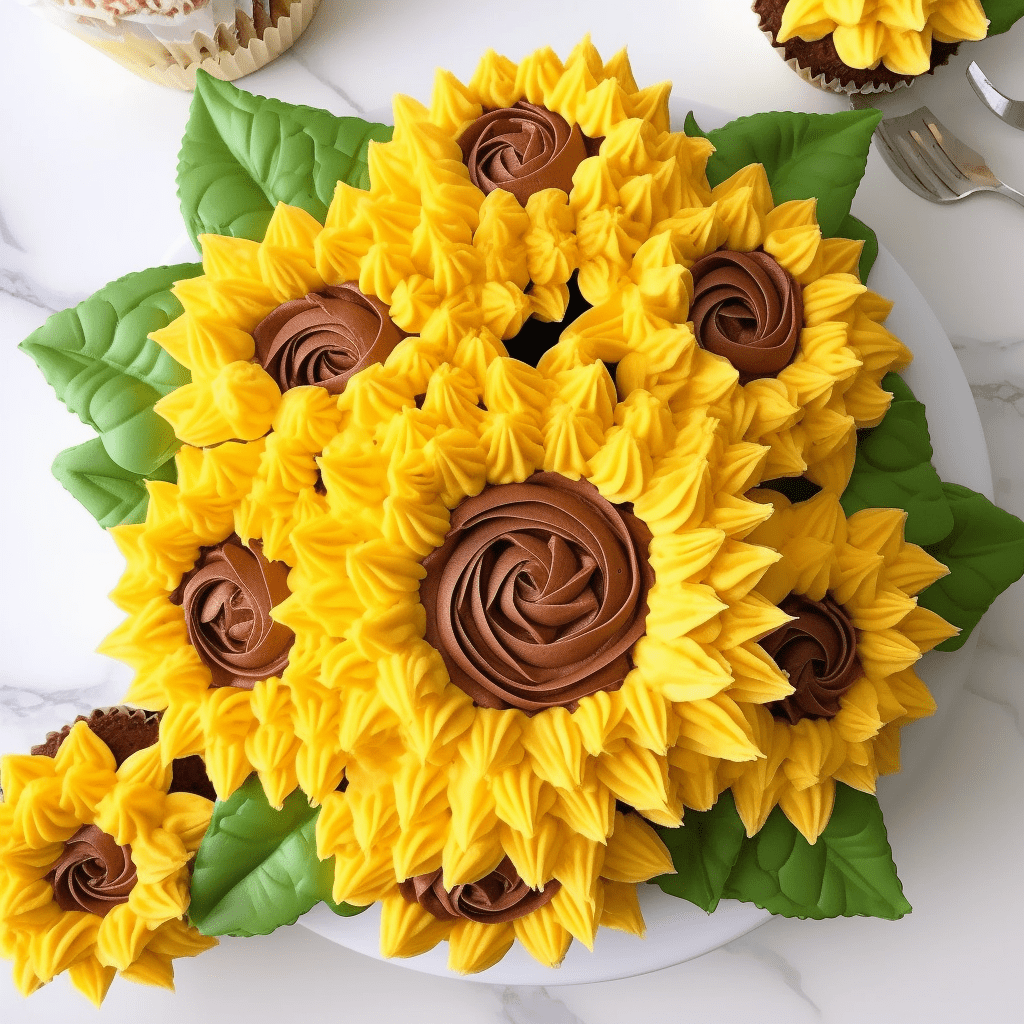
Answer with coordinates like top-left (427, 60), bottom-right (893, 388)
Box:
top-left (7, 38), bottom-right (1024, 1000)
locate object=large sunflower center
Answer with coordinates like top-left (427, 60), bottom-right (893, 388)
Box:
top-left (760, 593), bottom-right (862, 724)
top-left (420, 472), bottom-right (653, 713)
top-left (171, 535), bottom-right (294, 690)
top-left (47, 825), bottom-right (137, 917)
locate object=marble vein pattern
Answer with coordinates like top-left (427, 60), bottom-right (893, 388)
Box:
top-left (0, 2), bottom-right (1021, 1022)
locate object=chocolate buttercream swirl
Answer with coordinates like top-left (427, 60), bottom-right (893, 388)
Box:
top-left (253, 283), bottom-right (406, 395)
top-left (421, 472), bottom-right (653, 713)
top-left (458, 101), bottom-right (589, 205)
top-left (47, 825), bottom-right (136, 916)
top-left (171, 535), bottom-right (293, 690)
top-left (689, 250), bottom-right (803, 384)
top-left (761, 594), bottom-right (863, 725)
top-left (398, 858), bottom-right (560, 924)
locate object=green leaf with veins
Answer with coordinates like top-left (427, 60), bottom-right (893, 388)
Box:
top-left (178, 71), bottom-right (393, 249)
top-left (723, 785), bottom-right (911, 919)
top-left (189, 777), bottom-right (365, 938)
top-left (841, 373), bottom-right (953, 546)
top-left (19, 263), bottom-right (198, 523)
top-left (652, 792), bottom-right (747, 912)
top-left (51, 439), bottom-right (176, 529)
top-left (919, 483), bottom-right (1024, 651)
top-left (684, 108), bottom-right (882, 238)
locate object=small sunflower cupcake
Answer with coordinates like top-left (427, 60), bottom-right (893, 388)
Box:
top-left (0, 710), bottom-right (216, 1005)
top-left (540, 160), bottom-right (911, 494)
top-left (718, 490), bottom-right (957, 843)
top-left (99, 439), bottom-right (306, 807)
top-left (753, 0), bottom-right (990, 93)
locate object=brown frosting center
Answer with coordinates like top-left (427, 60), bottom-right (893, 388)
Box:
top-left (689, 249), bottom-right (802, 384)
top-left (761, 593), bottom-right (862, 724)
top-left (421, 472), bottom-right (653, 713)
top-left (171, 535), bottom-right (293, 690)
top-left (253, 283), bottom-right (406, 395)
top-left (47, 825), bottom-right (137, 916)
top-left (457, 101), bottom-right (589, 205)
top-left (398, 857), bottom-right (560, 924)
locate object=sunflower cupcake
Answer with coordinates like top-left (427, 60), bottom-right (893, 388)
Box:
top-left (753, 0), bottom-right (990, 93)
top-left (0, 710), bottom-right (216, 1004)
top-left (717, 490), bottom-right (958, 842)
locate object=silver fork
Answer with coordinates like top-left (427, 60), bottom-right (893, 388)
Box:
top-left (871, 106), bottom-right (1024, 208)
top-left (967, 61), bottom-right (1024, 131)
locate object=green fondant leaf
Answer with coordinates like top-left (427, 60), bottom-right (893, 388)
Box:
top-left (683, 110), bottom-right (710, 142)
top-left (178, 71), bottom-right (393, 249)
top-left (190, 777), bottom-right (363, 937)
top-left (836, 212), bottom-right (878, 284)
top-left (652, 792), bottom-right (747, 912)
top-left (723, 784), bottom-right (911, 920)
top-left (920, 483), bottom-right (1024, 651)
top-left (982, 0), bottom-right (1024, 35)
top-left (19, 263), bottom-right (199, 479)
top-left (841, 373), bottom-right (953, 546)
top-left (51, 440), bottom-right (176, 529)
top-left (688, 109), bottom-right (882, 237)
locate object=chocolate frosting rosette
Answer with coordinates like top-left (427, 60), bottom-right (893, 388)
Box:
top-left (0, 714), bottom-right (216, 1005)
top-left (716, 490), bottom-right (957, 843)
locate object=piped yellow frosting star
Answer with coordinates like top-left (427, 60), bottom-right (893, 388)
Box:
top-left (0, 723), bottom-right (215, 1005)
top-left (717, 490), bottom-right (957, 843)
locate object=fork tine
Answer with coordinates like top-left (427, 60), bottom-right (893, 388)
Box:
top-left (907, 124), bottom-right (973, 194)
top-left (874, 121), bottom-right (948, 203)
top-left (922, 117), bottom-right (1002, 189)
top-left (893, 130), bottom-right (960, 201)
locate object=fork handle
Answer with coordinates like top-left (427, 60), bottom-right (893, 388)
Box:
top-left (997, 184), bottom-right (1024, 209)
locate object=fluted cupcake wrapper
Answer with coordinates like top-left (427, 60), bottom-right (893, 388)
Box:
top-left (27, 0), bottom-right (321, 91)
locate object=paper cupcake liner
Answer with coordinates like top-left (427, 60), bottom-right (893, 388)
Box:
top-left (47, 0), bottom-right (321, 90)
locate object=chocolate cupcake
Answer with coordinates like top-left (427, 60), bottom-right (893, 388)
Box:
top-left (32, 706), bottom-right (216, 801)
top-left (752, 0), bottom-right (986, 94)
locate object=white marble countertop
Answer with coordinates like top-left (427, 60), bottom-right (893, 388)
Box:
top-left (1, 1), bottom-right (1021, 1021)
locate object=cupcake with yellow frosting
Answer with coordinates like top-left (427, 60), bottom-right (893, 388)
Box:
top-left (0, 712), bottom-right (216, 1004)
top-left (753, 0), bottom-right (990, 93)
